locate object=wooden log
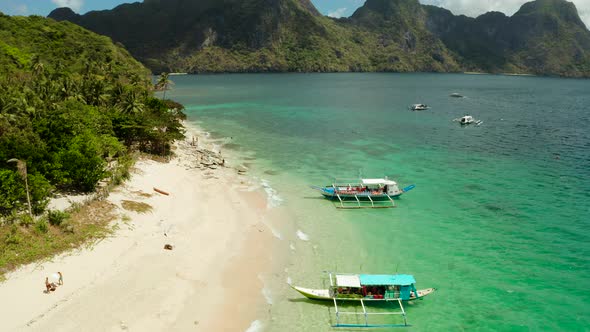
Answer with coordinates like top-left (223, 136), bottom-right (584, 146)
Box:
top-left (153, 187), bottom-right (170, 196)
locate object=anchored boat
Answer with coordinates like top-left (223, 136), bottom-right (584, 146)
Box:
top-left (454, 115), bottom-right (483, 126)
top-left (311, 178), bottom-right (415, 209)
top-left (291, 272), bottom-right (436, 328)
top-left (410, 103), bottom-right (429, 111)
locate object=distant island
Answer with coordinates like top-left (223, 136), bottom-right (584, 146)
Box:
top-left (48, 0), bottom-right (590, 77)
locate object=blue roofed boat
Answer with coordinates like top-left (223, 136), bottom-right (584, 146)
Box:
top-left (311, 177), bottom-right (415, 209)
top-left (291, 272), bottom-right (435, 328)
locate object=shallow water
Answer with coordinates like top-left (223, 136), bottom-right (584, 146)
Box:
top-left (167, 73), bottom-right (590, 331)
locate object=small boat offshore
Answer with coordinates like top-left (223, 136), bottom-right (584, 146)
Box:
top-left (291, 272), bottom-right (435, 328)
top-left (311, 178), bottom-right (415, 209)
top-left (454, 115), bottom-right (483, 126)
top-left (410, 103), bottom-right (429, 111)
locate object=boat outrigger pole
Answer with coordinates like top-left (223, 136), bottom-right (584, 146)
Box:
top-left (332, 297), bottom-right (409, 328)
top-left (402, 184), bottom-right (416, 193)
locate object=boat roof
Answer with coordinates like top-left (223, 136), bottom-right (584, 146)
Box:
top-left (361, 178), bottom-right (397, 185)
top-left (335, 274), bottom-right (416, 287)
top-left (336, 274), bottom-right (361, 287)
top-left (359, 274), bottom-right (416, 286)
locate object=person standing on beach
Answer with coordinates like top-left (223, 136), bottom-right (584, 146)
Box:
top-left (58, 272), bottom-right (63, 285)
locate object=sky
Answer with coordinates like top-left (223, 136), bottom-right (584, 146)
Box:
top-left (0, 0), bottom-right (589, 28)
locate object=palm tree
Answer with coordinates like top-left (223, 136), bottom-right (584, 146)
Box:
top-left (117, 91), bottom-right (145, 115)
top-left (31, 56), bottom-right (45, 78)
top-left (155, 72), bottom-right (173, 100)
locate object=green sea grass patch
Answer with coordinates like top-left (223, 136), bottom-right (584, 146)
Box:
top-left (0, 200), bottom-right (118, 279)
top-left (130, 190), bottom-right (153, 198)
top-left (121, 200), bottom-right (153, 214)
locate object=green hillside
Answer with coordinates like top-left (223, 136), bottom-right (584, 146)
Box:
top-left (0, 13), bottom-right (184, 216)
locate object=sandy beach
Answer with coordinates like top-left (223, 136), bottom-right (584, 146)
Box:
top-left (0, 124), bottom-right (278, 331)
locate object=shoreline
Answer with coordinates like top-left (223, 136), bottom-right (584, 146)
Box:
top-left (0, 122), bottom-right (282, 331)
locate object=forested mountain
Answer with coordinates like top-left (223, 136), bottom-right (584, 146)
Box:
top-left (0, 13), bottom-right (185, 217)
top-left (424, 0), bottom-right (590, 76)
top-left (47, 0), bottom-right (590, 77)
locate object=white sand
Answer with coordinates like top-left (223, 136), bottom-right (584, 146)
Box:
top-left (0, 126), bottom-right (277, 331)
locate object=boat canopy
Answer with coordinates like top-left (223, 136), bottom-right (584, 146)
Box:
top-left (359, 274), bottom-right (416, 286)
top-left (335, 274), bottom-right (361, 288)
top-left (361, 179), bottom-right (397, 186)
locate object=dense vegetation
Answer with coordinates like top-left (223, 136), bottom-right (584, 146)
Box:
top-left (0, 14), bottom-right (184, 222)
top-left (48, 0), bottom-right (590, 77)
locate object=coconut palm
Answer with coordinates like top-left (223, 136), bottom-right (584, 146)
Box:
top-left (155, 72), bottom-right (173, 100)
top-left (117, 91), bottom-right (145, 115)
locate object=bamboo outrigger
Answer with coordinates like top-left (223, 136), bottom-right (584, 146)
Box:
top-left (291, 272), bottom-right (435, 328)
top-left (311, 178), bottom-right (415, 209)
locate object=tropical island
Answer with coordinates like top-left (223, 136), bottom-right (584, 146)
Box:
top-left (48, 0), bottom-right (590, 77)
top-left (0, 1), bottom-right (589, 331)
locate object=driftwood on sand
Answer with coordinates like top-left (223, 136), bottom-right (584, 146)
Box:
top-left (153, 187), bottom-right (170, 196)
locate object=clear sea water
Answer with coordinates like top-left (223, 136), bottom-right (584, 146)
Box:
top-left (166, 73), bottom-right (590, 331)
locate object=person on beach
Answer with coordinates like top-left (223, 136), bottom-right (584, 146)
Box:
top-left (45, 277), bottom-right (56, 293)
top-left (58, 272), bottom-right (63, 285)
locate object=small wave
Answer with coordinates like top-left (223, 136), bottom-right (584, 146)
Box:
top-left (296, 230), bottom-right (309, 241)
top-left (245, 320), bottom-right (263, 332)
top-left (261, 179), bottom-right (283, 209)
top-left (242, 181), bottom-right (259, 192)
top-left (270, 227), bottom-right (282, 240)
top-left (261, 286), bottom-right (273, 305)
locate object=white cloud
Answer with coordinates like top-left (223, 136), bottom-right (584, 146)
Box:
top-left (328, 7), bottom-right (348, 18)
top-left (419, 0), bottom-right (590, 29)
top-left (578, 6), bottom-right (590, 28)
top-left (51, 0), bottom-right (84, 12)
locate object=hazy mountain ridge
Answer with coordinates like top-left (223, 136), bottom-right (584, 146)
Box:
top-left (48, 0), bottom-right (590, 77)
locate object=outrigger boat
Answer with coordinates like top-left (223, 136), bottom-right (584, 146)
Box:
top-left (311, 178), bottom-right (415, 209)
top-left (410, 103), bottom-right (429, 111)
top-left (453, 115), bottom-right (483, 126)
top-left (291, 272), bottom-right (436, 328)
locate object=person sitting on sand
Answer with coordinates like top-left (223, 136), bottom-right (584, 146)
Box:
top-left (45, 277), bottom-right (57, 293)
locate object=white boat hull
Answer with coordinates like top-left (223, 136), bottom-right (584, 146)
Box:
top-left (291, 285), bottom-right (436, 301)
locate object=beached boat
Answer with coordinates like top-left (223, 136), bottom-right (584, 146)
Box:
top-left (291, 272), bottom-right (436, 328)
top-left (410, 104), bottom-right (429, 111)
top-left (454, 115), bottom-right (483, 126)
top-left (311, 178), bottom-right (415, 209)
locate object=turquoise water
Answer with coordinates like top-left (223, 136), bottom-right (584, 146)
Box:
top-left (167, 73), bottom-right (590, 331)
